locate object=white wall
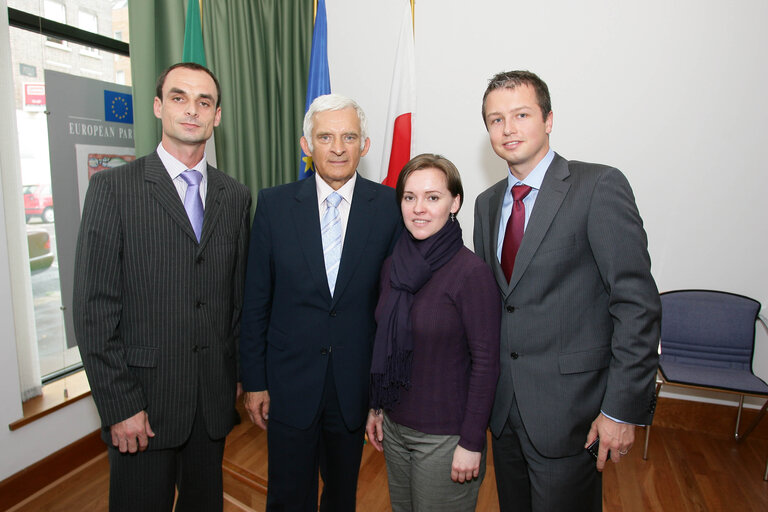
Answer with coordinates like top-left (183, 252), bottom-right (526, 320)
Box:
top-left (328, 0), bottom-right (768, 400)
top-left (0, 0), bottom-right (101, 482)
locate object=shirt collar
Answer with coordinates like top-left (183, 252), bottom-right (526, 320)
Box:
top-left (506, 148), bottom-right (555, 190)
top-left (316, 172), bottom-right (357, 206)
top-left (157, 142), bottom-right (208, 180)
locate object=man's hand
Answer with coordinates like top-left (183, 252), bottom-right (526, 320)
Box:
top-left (365, 410), bottom-right (384, 452)
top-left (244, 390), bottom-right (270, 430)
top-left (584, 413), bottom-right (635, 472)
top-left (110, 410), bottom-right (154, 453)
top-left (451, 445), bottom-right (482, 483)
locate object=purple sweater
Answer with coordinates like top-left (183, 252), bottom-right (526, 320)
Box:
top-left (375, 246), bottom-right (501, 452)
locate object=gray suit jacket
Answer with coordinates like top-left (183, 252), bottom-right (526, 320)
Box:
top-left (473, 153), bottom-right (660, 458)
top-left (73, 152), bottom-right (251, 449)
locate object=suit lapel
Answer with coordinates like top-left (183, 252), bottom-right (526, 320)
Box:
top-left (198, 165), bottom-right (224, 250)
top-left (144, 152), bottom-right (199, 243)
top-left (331, 176), bottom-right (375, 305)
top-left (291, 175), bottom-right (333, 302)
top-left (507, 154), bottom-right (571, 290)
top-left (485, 179), bottom-right (511, 290)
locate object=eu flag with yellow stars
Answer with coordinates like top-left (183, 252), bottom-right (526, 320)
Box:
top-left (299, 0), bottom-right (330, 180)
top-left (104, 90), bottom-right (133, 124)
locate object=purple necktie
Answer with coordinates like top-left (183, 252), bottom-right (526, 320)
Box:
top-left (500, 185), bottom-right (532, 282)
top-left (181, 170), bottom-right (204, 241)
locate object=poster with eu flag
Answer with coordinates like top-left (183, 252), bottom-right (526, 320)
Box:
top-left (104, 90), bottom-right (134, 124)
top-left (44, 70), bottom-right (135, 350)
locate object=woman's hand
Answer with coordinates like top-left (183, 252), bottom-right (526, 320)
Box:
top-left (365, 409), bottom-right (384, 452)
top-left (451, 445), bottom-right (482, 483)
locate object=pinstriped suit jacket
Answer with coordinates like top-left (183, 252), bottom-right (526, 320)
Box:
top-left (73, 151), bottom-right (251, 449)
top-left (473, 153), bottom-right (660, 458)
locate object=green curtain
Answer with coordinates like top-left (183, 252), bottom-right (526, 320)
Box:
top-left (202, 1), bottom-right (312, 191)
top-left (129, 0), bottom-right (312, 193)
top-left (128, 0), bottom-right (187, 158)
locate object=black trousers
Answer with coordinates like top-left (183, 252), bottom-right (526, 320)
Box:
top-left (266, 357), bottom-right (365, 512)
top-left (107, 406), bottom-right (226, 512)
top-left (492, 395), bottom-right (602, 512)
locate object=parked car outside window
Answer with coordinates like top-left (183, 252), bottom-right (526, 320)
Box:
top-left (23, 184), bottom-right (54, 223)
top-left (27, 226), bottom-right (55, 273)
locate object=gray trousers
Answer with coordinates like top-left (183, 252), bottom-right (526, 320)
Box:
top-left (492, 395), bottom-right (602, 512)
top-left (382, 413), bottom-right (486, 512)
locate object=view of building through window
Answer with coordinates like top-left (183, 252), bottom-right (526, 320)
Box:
top-left (8, 0), bottom-right (130, 379)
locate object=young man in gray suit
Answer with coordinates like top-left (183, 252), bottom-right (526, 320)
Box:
top-left (239, 94), bottom-right (401, 511)
top-left (473, 70), bottom-right (661, 511)
top-left (73, 63), bottom-right (251, 511)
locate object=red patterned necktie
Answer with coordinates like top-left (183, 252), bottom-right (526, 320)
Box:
top-left (500, 185), bottom-right (532, 282)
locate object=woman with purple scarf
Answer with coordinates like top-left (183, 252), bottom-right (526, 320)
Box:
top-left (366, 154), bottom-right (500, 511)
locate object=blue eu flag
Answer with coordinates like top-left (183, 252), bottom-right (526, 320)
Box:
top-left (299, 0), bottom-right (331, 180)
top-left (104, 90), bottom-right (133, 124)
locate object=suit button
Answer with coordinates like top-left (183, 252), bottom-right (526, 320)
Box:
top-left (320, 348), bottom-right (328, 355)
top-left (193, 345), bottom-right (199, 353)
top-left (510, 352), bottom-right (519, 359)
top-left (506, 305), bottom-right (515, 313)
top-left (196, 301), bottom-right (205, 308)
top-left (196, 255), bottom-right (205, 264)
top-left (329, 310), bottom-right (337, 317)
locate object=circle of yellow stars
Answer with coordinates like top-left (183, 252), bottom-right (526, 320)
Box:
top-left (111, 96), bottom-right (130, 121)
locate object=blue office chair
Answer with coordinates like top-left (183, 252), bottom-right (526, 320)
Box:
top-left (643, 290), bottom-right (768, 462)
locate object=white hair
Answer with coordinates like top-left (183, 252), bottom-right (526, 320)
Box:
top-left (303, 93), bottom-right (368, 152)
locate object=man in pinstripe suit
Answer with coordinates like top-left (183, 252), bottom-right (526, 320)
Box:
top-left (473, 70), bottom-right (661, 511)
top-left (73, 63), bottom-right (251, 511)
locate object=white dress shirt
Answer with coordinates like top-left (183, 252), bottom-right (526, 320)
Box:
top-left (157, 142), bottom-right (208, 206)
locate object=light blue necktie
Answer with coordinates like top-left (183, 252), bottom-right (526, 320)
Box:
top-left (322, 192), bottom-right (343, 295)
top-left (181, 170), bottom-right (204, 242)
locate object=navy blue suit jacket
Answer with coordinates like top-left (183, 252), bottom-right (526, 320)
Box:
top-left (240, 174), bottom-right (401, 430)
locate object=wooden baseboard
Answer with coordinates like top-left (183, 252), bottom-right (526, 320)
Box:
top-left (0, 429), bottom-right (105, 510)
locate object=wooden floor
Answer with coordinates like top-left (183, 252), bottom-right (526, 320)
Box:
top-left (6, 398), bottom-right (768, 511)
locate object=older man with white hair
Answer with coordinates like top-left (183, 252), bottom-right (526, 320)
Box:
top-left (240, 94), bottom-right (402, 511)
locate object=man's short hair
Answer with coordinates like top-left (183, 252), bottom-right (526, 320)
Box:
top-left (481, 70), bottom-right (551, 126)
top-left (155, 62), bottom-right (222, 108)
top-left (395, 153), bottom-right (464, 212)
top-left (303, 94), bottom-right (368, 152)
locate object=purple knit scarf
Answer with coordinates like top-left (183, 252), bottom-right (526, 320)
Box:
top-left (370, 219), bottom-right (463, 410)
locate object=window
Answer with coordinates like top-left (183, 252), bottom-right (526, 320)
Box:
top-left (78, 9), bottom-right (99, 57)
top-left (43, 0), bottom-right (67, 47)
top-left (6, 1), bottom-right (131, 388)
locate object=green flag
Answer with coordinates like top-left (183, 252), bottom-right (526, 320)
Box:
top-left (183, 0), bottom-right (206, 65)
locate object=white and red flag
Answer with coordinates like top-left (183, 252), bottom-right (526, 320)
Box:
top-left (379, 0), bottom-right (415, 188)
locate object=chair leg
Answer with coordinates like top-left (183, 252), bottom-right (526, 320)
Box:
top-left (734, 395), bottom-right (745, 440)
top-left (736, 397), bottom-right (768, 442)
top-left (643, 424), bottom-right (651, 460)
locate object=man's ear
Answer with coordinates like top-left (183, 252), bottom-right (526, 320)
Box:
top-left (153, 97), bottom-right (162, 119)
